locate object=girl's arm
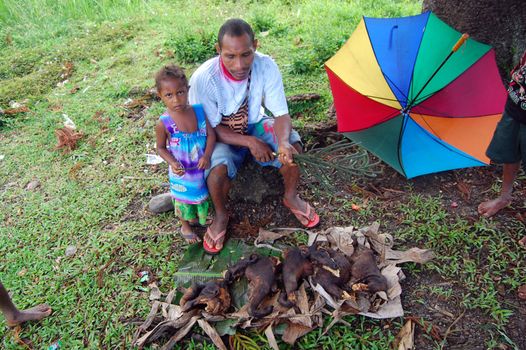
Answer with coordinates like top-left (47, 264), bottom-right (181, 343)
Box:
top-left (203, 118), bottom-right (216, 159)
top-left (197, 118), bottom-right (216, 170)
top-left (155, 121), bottom-right (184, 175)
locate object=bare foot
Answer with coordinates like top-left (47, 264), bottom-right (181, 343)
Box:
top-left (478, 194), bottom-right (512, 217)
top-left (518, 285), bottom-right (526, 300)
top-left (519, 236), bottom-right (526, 248)
top-left (6, 304), bottom-right (52, 327)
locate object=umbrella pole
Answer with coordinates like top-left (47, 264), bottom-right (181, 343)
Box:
top-left (406, 33), bottom-right (469, 111)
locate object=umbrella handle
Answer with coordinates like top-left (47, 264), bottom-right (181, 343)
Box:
top-left (452, 33), bottom-right (469, 52)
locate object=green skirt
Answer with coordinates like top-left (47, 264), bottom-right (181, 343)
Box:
top-left (173, 198), bottom-right (210, 225)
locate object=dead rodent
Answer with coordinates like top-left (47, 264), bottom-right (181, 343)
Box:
top-left (349, 246), bottom-right (388, 293)
top-left (312, 247), bottom-right (353, 299)
top-left (226, 254), bottom-right (280, 318)
top-left (180, 279), bottom-right (231, 315)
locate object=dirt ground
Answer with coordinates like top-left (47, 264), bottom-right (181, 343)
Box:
top-left (140, 127), bottom-right (526, 349)
top-left (224, 165), bottom-right (525, 349)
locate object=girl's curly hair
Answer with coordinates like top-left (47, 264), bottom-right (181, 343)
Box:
top-left (155, 64), bottom-right (188, 90)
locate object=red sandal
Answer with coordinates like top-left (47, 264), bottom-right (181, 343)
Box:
top-left (203, 227), bottom-right (226, 255)
top-left (283, 196), bottom-right (320, 228)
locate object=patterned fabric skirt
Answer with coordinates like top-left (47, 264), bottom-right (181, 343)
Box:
top-left (173, 198), bottom-right (210, 225)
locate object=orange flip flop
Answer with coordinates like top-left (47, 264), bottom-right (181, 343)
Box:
top-left (283, 196), bottom-right (320, 228)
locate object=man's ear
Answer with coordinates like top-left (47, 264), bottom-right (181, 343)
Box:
top-left (215, 43), bottom-right (220, 54)
top-left (253, 39), bottom-right (258, 50)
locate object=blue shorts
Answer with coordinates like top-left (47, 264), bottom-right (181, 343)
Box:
top-left (206, 117), bottom-right (302, 179)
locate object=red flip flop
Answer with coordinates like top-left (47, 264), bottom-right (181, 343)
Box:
top-left (283, 196), bottom-right (320, 228)
top-left (203, 227), bottom-right (226, 255)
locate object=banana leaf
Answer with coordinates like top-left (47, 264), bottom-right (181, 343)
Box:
top-left (173, 239), bottom-right (279, 309)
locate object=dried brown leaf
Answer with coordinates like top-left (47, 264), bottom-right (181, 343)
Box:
top-left (3, 106), bottom-right (30, 115)
top-left (55, 126), bottom-right (83, 153)
top-left (149, 282), bottom-right (161, 300)
top-left (12, 326), bottom-right (34, 350)
top-left (385, 247), bottom-right (435, 265)
top-left (165, 289), bottom-right (176, 304)
top-left (48, 104), bottom-right (63, 112)
top-left (287, 93), bottom-right (321, 102)
top-left (291, 283), bottom-right (312, 328)
top-left (233, 216), bottom-right (258, 236)
top-left (197, 319), bottom-right (228, 350)
top-left (265, 325), bottom-right (280, 350)
top-left (393, 320), bottom-right (414, 350)
top-left (456, 180), bottom-right (471, 200)
top-left (256, 227), bottom-right (289, 243)
top-left (61, 61), bottom-right (74, 79)
top-left (68, 162), bottom-right (84, 180)
top-left (406, 316), bottom-right (442, 341)
top-left (282, 322), bottom-right (312, 345)
top-left (132, 301), bottom-right (158, 347)
top-left (161, 316), bottom-right (200, 350)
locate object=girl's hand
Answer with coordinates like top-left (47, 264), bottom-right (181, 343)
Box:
top-left (170, 161), bottom-right (185, 176)
top-left (198, 155), bottom-right (211, 169)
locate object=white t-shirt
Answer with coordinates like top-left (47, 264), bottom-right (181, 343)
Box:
top-left (188, 52), bottom-right (289, 127)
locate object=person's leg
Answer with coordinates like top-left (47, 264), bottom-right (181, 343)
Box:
top-left (478, 162), bottom-right (520, 217)
top-left (180, 219), bottom-right (200, 244)
top-left (0, 282), bottom-right (51, 327)
top-left (205, 164), bottom-right (230, 250)
top-left (174, 201), bottom-right (200, 243)
top-left (203, 142), bottom-right (244, 251)
top-left (279, 143), bottom-right (315, 226)
top-left (249, 118), bottom-right (319, 227)
top-left (478, 112), bottom-right (521, 217)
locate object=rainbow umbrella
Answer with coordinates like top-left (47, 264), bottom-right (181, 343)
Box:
top-left (325, 11), bottom-right (507, 178)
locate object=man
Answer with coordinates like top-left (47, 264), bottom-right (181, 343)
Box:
top-left (189, 18), bottom-right (319, 254)
top-left (1, 281), bottom-right (51, 326)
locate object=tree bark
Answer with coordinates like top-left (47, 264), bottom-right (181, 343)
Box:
top-left (422, 0), bottom-right (526, 80)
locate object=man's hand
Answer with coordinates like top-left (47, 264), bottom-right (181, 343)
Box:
top-left (248, 137), bottom-right (274, 163)
top-left (277, 141), bottom-right (298, 166)
top-left (198, 155), bottom-right (211, 170)
top-left (170, 161), bottom-right (185, 176)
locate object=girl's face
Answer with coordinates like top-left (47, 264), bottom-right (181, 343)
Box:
top-left (158, 78), bottom-right (189, 112)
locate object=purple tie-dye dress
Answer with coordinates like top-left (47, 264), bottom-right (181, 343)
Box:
top-left (160, 104), bottom-right (208, 204)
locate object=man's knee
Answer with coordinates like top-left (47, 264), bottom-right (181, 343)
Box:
top-left (207, 165), bottom-right (229, 187)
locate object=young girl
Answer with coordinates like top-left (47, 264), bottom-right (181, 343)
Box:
top-left (155, 64), bottom-right (216, 244)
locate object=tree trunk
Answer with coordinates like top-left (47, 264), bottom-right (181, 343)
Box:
top-left (422, 0), bottom-right (526, 80)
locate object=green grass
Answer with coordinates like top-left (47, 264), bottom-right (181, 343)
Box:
top-left (3, 0), bottom-right (525, 349)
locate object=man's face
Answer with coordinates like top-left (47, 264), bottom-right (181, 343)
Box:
top-left (217, 33), bottom-right (257, 80)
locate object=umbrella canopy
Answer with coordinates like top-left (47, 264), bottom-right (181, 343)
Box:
top-left (325, 11), bottom-right (507, 178)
